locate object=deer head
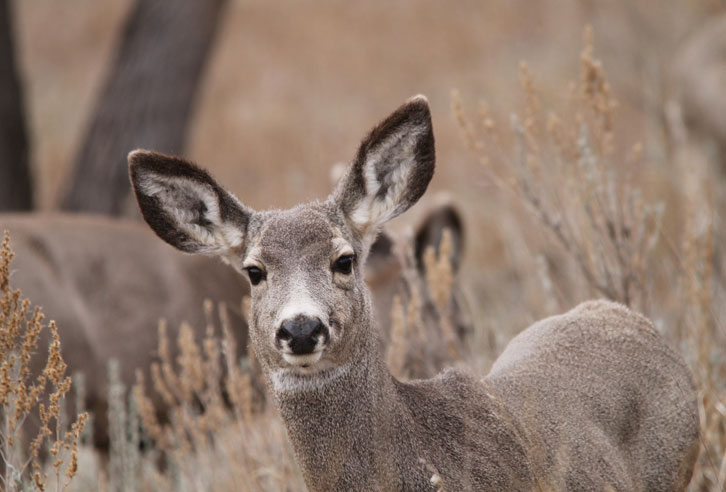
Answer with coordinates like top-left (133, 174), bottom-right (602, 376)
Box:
top-left (129, 96), bottom-right (434, 391)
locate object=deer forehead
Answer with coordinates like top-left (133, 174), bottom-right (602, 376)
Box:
top-left (245, 206), bottom-right (353, 268)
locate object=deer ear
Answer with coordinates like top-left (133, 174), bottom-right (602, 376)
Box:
top-left (364, 230), bottom-right (401, 284)
top-left (333, 95), bottom-right (435, 238)
top-left (128, 150), bottom-right (252, 255)
top-left (414, 201), bottom-right (464, 274)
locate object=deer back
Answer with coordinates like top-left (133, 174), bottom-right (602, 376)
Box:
top-left (486, 300), bottom-right (700, 491)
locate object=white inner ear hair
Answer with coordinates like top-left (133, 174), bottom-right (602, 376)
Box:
top-left (138, 173), bottom-right (244, 253)
top-left (349, 127), bottom-right (423, 232)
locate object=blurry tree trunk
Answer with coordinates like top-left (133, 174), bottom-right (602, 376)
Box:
top-left (60, 0), bottom-right (227, 215)
top-left (0, 0), bottom-right (32, 211)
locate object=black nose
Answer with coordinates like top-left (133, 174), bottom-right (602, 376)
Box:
top-left (276, 317), bottom-right (329, 355)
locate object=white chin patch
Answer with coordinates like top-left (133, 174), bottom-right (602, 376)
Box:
top-left (282, 351), bottom-right (323, 367)
top-left (271, 363), bottom-right (351, 393)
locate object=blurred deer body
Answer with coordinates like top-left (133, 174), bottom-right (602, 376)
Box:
top-left (2, 213), bottom-right (248, 448)
top-left (129, 96), bottom-right (698, 490)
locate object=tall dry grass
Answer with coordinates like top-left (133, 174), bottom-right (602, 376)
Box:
top-left (100, 300), bottom-right (304, 491)
top-left (454, 27), bottom-right (663, 314)
top-left (0, 232), bottom-right (87, 491)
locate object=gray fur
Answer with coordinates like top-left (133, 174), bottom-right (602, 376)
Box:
top-left (130, 96), bottom-right (699, 491)
top-left (487, 301), bottom-right (699, 491)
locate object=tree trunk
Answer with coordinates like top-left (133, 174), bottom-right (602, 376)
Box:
top-left (60, 0), bottom-right (227, 215)
top-left (0, 0), bottom-right (32, 211)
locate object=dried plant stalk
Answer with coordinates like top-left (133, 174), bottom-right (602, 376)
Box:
top-left (454, 27), bottom-right (661, 313)
top-left (0, 231), bottom-right (87, 491)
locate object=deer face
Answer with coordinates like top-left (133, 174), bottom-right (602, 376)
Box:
top-left (129, 95), bottom-right (435, 390)
top-left (240, 205), bottom-right (371, 383)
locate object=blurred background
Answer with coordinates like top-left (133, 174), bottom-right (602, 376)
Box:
top-left (5, 0), bottom-right (722, 275)
top-left (7, 0), bottom-right (715, 208)
top-left (2, 0), bottom-right (726, 489)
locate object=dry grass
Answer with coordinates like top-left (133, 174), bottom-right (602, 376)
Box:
top-left (454, 29), bottom-right (663, 314)
top-left (90, 300), bottom-right (303, 491)
top-left (0, 232), bottom-right (87, 491)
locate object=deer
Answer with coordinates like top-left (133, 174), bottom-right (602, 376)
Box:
top-left (129, 95), bottom-right (699, 491)
top-left (2, 213), bottom-right (247, 449)
top-left (367, 200), bottom-right (472, 379)
top-left (2, 203), bottom-right (467, 449)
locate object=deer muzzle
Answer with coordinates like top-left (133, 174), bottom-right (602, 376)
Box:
top-left (276, 316), bottom-right (329, 365)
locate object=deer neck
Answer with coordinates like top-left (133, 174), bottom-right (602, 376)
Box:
top-left (272, 327), bottom-right (405, 491)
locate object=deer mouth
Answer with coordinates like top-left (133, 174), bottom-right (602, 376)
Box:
top-left (282, 350), bottom-right (324, 368)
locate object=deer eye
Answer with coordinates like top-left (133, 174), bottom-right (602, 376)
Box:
top-left (333, 254), bottom-right (356, 275)
top-left (244, 266), bottom-right (266, 285)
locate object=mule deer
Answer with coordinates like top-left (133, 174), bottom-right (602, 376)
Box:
top-left (129, 96), bottom-right (699, 491)
top-left (368, 200), bottom-right (472, 379)
top-left (2, 213), bottom-right (247, 448)
top-left (2, 207), bottom-right (466, 448)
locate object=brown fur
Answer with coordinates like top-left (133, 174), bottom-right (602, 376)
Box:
top-left (129, 96), bottom-right (699, 491)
